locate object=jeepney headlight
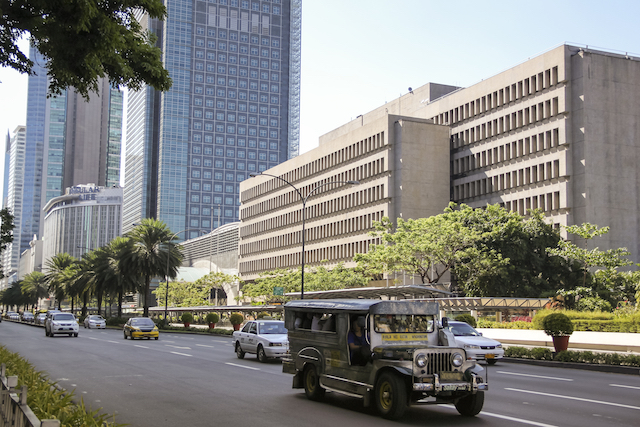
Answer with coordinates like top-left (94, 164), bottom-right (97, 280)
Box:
top-left (415, 353), bottom-right (428, 368)
top-left (451, 352), bottom-right (464, 367)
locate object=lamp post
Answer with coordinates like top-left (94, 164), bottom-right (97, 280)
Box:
top-left (249, 172), bottom-right (359, 299)
top-left (163, 228), bottom-right (207, 325)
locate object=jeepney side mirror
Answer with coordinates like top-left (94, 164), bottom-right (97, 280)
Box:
top-left (441, 317), bottom-right (449, 328)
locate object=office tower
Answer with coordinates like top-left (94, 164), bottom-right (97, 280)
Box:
top-left (10, 46), bottom-right (123, 272)
top-left (124, 0), bottom-right (302, 239)
top-left (2, 126), bottom-right (26, 282)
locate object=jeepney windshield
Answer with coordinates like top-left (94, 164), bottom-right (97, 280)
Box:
top-left (373, 314), bottom-right (434, 333)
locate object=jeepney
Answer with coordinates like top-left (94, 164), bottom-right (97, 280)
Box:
top-left (282, 299), bottom-right (487, 420)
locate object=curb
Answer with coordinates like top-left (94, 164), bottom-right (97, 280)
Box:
top-left (500, 357), bottom-right (640, 376)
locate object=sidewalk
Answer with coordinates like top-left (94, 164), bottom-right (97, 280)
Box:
top-left (479, 328), bottom-right (640, 354)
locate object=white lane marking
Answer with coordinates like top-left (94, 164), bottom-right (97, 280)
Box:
top-left (134, 345), bottom-right (149, 349)
top-left (166, 344), bottom-right (191, 350)
top-left (505, 388), bottom-right (640, 411)
top-left (225, 362), bottom-right (260, 371)
top-left (107, 340), bottom-right (120, 344)
top-left (496, 371), bottom-right (573, 381)
top-left (610, 384), bottom-right (640, 390)
top-left (170, 351), bottom-right (192, 357)
top-left (481, 411), bottom-right (559, 427)
top-left (196, 344), bottom-right (216, 348)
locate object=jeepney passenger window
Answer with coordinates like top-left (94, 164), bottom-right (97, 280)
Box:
top-left (374, 314), bottom-right (434, 333)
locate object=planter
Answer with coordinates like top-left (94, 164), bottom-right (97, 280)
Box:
top-left (552, 335), bottom-right (570, 352)
top-left (208, 323), bottom-right (216, 329)
top-left (183, 322), bottom-right (191, 328)
top-left (232, 324), bottom-right (241, 331)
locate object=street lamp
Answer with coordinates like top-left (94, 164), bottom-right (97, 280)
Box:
top-left (163, 228), bottom-right (207, 325)
top-left (249, 172), bottom-right (359, 299)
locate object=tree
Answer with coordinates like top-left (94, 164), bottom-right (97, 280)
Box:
top-left (0, 208), bottom-right (15, 277)
top-left (126, 219), bottom-right (183, 317)
top-left (153, 280), bottom-right (211, 308)
top-left (1, 0), bottom-right (172, 98)
top-left (44, 253), bottom-right (77, 309)
top-left (0, 281), bottom-right (27, 310)
top-left (93, 237), bottom-right (138, 318)
top-left (21, 271), bottom-right (49, 309)
top-left (194, 271), bottom-right (239, 303)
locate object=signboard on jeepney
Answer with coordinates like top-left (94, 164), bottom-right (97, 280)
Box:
top-left (381, 333), bottom-right (431, 343)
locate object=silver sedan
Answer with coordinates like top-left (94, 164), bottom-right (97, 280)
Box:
top-left (84, 315), bottom-right (107, 329)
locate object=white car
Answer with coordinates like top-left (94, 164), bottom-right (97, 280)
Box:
top-left (446, 320), bottom-right (504, 365)
top-left (84, 315), bottom-right (106, 329)
top-left (232, 320), bottom-right (288, 362)
top-left (45, 312), bottom-right (79, 337)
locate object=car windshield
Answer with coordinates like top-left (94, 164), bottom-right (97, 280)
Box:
top-left (449, 323), bottom-right (481, 337)
top-left (131, 318), bottom-right (155, 327)
top-left (374, 314), bottom-right (434, 333)
top-left (90, 316), bottom-right (104, 320)
top-left (54, 314), bottom-right (75, 321)
top-left (258, 322), bottom-right (286, 334)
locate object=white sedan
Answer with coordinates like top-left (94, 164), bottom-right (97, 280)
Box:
top-left (447, 320), bottom-right (504, 365)
top-left (232, 320), bottom-right (288, 363)
top-left (84, 314), bottom-right (106, 329)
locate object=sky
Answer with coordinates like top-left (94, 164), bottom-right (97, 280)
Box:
top-left (2, 0), bottom-right (640, 188)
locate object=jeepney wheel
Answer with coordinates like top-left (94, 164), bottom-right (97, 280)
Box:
top-left (303, 364), bottom-right (325, 401)
top-left (455, 391), bottom-right (484, 416)
top-left (257, 345), bottom-right (268, 363)
top-left (235, 343), bottom-right (245, 359)
top-left (375, 372), bottom-right (407, 420)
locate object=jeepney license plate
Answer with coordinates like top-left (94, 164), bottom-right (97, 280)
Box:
top-left (440, 372), bottom-right (463, 381)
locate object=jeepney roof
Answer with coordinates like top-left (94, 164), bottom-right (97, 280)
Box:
top-left (284, 299), bottom-right (439, 315)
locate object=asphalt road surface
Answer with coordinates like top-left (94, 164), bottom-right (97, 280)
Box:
top-left (1, 321), bottom-right (639, 427)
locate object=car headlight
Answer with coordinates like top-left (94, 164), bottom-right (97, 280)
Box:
top-left (496, 344), bottom-right (503, 348)
top-left (464, 344), bottom-right (481, 349)
top-left (451, 352), bottom-right (464, 367)
top-left (269, 342), bottom-right (282, 346)
top-left (415, 353), bottom-right (428, 368)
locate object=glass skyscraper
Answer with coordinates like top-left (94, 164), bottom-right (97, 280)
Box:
top-left (124, 0), bottom-right (301, 239)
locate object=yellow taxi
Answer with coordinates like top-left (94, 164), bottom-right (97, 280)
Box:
top-left (123, 317), bottom-right (159, 340)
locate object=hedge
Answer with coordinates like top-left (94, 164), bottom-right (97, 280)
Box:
top-left (505, 346), bottom-right (640, 367)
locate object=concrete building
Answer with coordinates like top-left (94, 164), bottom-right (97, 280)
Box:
top-left (42, 185), bottom-right (123, 265)
top-left (2, 125), bottom-right (26, 285)
top-left (239, 44), bottom-right (640, 281)
top-left (123, 0), bottom-right (302, 239)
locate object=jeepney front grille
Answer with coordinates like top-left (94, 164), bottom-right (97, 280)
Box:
top-left (425, 352), bottom-right (453, 374)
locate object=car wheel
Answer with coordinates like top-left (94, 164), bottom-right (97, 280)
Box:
top-left (455, 391), bottom-right (484, 416)
top-left (124, 331), bottom-right (128, 339)
top-left (257, 345), bottom-right (268, 363)
top-left (235, 343), bottom-right (245, 359)
top-left (155, 337), bottom-right (159, 340)
top-left (68, 333), bottom-right (72, 337)
top-left (487, 359), bottom-right (497, 366)
top-left (375, 372), bottom-right (407, 420)
top-left (45, 329), bottom-right (49, 337)
top-left (303, 364), bottom-right (325, 401)
top-left (74, 333), bottom-right (78, 337)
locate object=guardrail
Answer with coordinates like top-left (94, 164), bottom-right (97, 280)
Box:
top-left (0, 363), bottom-right (59, 427)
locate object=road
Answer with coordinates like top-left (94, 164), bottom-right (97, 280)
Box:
top-left (1, 321), bottom-right (639, 427)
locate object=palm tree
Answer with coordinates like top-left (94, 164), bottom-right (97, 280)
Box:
top-left (126, 219), bottom-right (183, 317)
top-left (21, 271), bottom-right (49, 309)
top-left (94, 237), bottom-right (138, 318)
top-left (44, 253), bottom-right (77, 310)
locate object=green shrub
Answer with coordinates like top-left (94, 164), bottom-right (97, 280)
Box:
top-left (542, 312), bottom-right (574, 336)
top-left (229, 313), bottom-right (244, 325)
top-left (105, 317), bottom-right (127, 327)
top-left (206, 313), bottom-right (220, 324)
top-left (180, 312), bottom-right (194, 323)
top-left (530, 347), bottom-right (553, 360)
top-left (505, 346), bottom-right (531, 358)
top-left (454, 314), bottom-right (477, 327)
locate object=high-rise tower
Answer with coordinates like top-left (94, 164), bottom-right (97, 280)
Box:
top-left (124, 0), bottom-right (302, 239)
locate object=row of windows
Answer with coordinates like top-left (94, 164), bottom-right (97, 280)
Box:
top-left (454, 159), bottom-right (561, 200)
top-left (192, 112), bottom-right (278, 128)
top-left (191, 123), bottom-right (279, 138)
top-left (193, 75), bottom-right (279, 86)
top-left (195, 47), bottom-right (279, 58)
top-left (433, 66), bottom-right (560, 125)
top-left (453, 128), bottom-right (561, 174)
top-left (241, 184), bottom-right (386, 239)
top-left (190, 208), bottom-right (238, 226)
top-left (500, 192), bottom-right (562, 217)
top-left (191, 134), bottom-right (279, 147)
top-left (451, 97), bottom-right (560, 148)
top-left (193, 87), bottom-right (280, 102)
top-left (192, 144), bottom-right (278, 162)
top-left (242, 158), bottom-right (387, 221)
top-left (242, 132), bottom-right (386, 202)
top-left (195, 34), bottom-right (280, 48)
top-left (240, 238), bottom-right (381, 275)
top-left (240, 211), bottom-right (385, 256)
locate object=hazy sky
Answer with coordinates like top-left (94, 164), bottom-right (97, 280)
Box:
top-left (2, 0), bottom-right (640, 188)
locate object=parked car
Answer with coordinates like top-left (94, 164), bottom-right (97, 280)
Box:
top-left (35, 313), bottom-right (47, 325)
top-left (123, 317), bottom-right (159, 340)
top-left (45, 312), bottom-right (79, 337)
top-left (6, 311), bottom-right (20, 321)
top-left (232, 320), bottom-right (288, 362)
top-left (21, 312), bottom-right (35, 323)
top-left (84, 315), bottom-right (106, 329)
top-left (445, 321), bottom-right (504, 365)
